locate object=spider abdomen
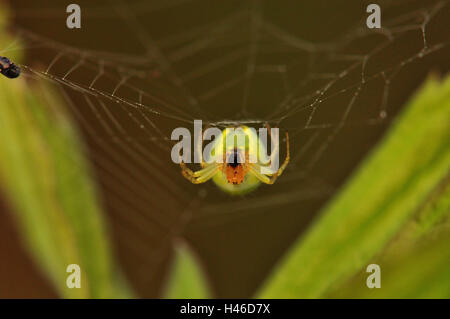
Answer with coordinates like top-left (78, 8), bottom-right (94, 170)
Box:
top-left (225, 164), bottom-right (246, 185)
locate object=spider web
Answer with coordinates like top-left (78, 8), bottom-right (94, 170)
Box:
top-left (7, 0), bottom-right (450, 297)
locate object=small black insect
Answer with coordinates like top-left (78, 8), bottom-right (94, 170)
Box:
top-left (0, 56), bottom-right (21, 79)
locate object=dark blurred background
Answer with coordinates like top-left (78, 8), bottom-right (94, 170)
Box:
top-left (1, 0), bottom-right (449, 297)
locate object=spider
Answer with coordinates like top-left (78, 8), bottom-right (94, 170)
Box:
top-left (0, 56), bottom-right (21, 79)
top-left (180, 124), bottom-right (290, 195)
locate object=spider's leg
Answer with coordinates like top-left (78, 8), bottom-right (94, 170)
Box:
top-left (196, 165), bottom-right (221, 183)
top-left (250, 132), bottom-right (290, 184)
top-left (280, 131), bottom-right (290, 171)
top-left (181, 164), bottom-right (220, 184)
top-left (196, 124), bottom-right (213, 168)
top-left (267, 132), bottom-right (290, 182)
top-left (248, 164), bottom-right (272, 184)
top-left (180, 160), bottom-right (195, 176)
top-left (222, 146), bottom-right (227, 168)
top-left (180, 161), bottom-right (217, 177)
top-left (263, 123), bottom-right (280, 166)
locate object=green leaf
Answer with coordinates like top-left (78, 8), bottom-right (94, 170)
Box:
top-left (165, 241), bottom-right (212, 298)
top-left (0, 75), bottom-right (132, 298)
top-left (330, 230), bottom-right (450, 299)
top-left (258, 75), bottom-right (450, 298)
top-left (330, 174), bottom-right (450, 298)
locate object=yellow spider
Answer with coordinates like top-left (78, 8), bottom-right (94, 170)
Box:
top-left (180, 125), bottom-right (290, 195)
